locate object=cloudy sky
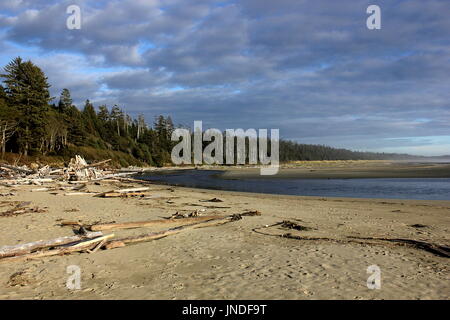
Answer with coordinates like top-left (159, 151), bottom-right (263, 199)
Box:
top-left (1, 0), bottom-right (449, 156)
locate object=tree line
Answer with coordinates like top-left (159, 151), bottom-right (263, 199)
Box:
top-left (278, 140), bottom-right (416, 161)
top-left (0, 57), bottom-right (417, 166)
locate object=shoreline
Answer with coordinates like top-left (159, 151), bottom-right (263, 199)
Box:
top-left (217, 162), bottom-right (450, 179)
top-left (136, 176), bottom-right (450, 202)
top-left (134, 164), bottom-right (450, 201)
top-left (0, 178), bottom-right (448, 299)
top-left (132, 160), bottom-right (450, 180)
top-left (160, 183), bottom-right (450, 205)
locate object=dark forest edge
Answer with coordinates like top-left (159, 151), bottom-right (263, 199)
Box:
top-left (0, 57), bottom-right (446, 167)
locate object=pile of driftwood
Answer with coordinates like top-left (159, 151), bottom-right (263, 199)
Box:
top-left (0, 211), bottom-right (261, 263)
top-left (0, 155), bottom-right (150, 219)
top-left (0, 155), bottom-right (133, 186)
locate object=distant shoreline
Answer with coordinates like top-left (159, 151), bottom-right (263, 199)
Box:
top-left (215, 161), bottom-right (450, 180)
top-left (141, 161), bottom-right (450, 180)
top-left (137, 162), bottom-right (450, 201)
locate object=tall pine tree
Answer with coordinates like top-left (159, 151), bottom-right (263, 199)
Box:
top-left (0, 57), bottom-right (52, 155)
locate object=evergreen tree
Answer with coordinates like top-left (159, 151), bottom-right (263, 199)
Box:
top-left (65, 104), bottom-right (85, 146)
top-left (97, 105), bottom-right (109, 123)
top-left (57, 88), bottom-right (72, 113)
top-left (55, 88), bottom-right (85, 146)
top-left (110, 105), bottom-right (123, 137)
top-left (0, 85), bottom-right (17, 156)
top-left (0, 57), bottom-right (52, 155)
top-left (82, 99), bottom-right (98, 136)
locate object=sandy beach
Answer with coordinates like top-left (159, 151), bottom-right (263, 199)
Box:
top-left (0, 173), bottom-right (449, 300)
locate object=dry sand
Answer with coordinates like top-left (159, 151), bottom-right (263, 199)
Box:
top-left (0, 178), bottom-right (449, 300)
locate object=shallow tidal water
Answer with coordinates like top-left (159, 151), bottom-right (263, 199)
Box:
top-left (138, 170), bottom-right (450, 201)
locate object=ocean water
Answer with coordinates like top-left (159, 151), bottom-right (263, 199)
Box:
top-left (137, 170), bottom-right (450, 201)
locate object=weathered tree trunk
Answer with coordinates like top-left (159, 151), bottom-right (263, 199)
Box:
top-left (90, 215), bottom-right (222, 231)
top-left (0, 234), bottom-right (114, 263)
top-left (104, 216), bottom-right (236, 248)
top-left (0, 232), bottom-right (103, 258)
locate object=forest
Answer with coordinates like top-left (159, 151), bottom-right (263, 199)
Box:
top-left (0, 57), bottom-right (175, 166)
top-left (0, 57), bottom-right (416, 167)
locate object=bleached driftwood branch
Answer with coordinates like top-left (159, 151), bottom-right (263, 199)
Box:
top-left (0, 232), bottom-right (103, 259)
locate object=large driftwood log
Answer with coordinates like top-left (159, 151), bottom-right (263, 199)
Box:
top-left (90, 215), bottom-right (223, 231)
top-left (31, 187), bottom-right (53, 192)
top-left (0, 178), bottom-right (53, 185)
top-left (252, 223), bottom-right (449, 258)
top-left (0, 234), bottom-right (114, 263)
top-left (0, 231), bottom-right (103, 258)
top-left (113, 187), bottom-right (149, 193)
top-left (91, 211), bottom-right (260, 231)
top-left (64, 192), bottom-right (95, 196)
top-left (105, 216), bottom-right (237, 248)
top-left (59, 184), bottom-right (86, 191)
top-left (347, 236), bottom-right (450, 258)
top-left (101, 192), bottom-right (145, 198)
top-left (96, 187), bottom-right (150, 198)
top-left (92, 172), bottom-right (134, 181)
top-left (107, 229), bottom-right (181, 246)
top-left (68, 234), bottom-right (115, 248)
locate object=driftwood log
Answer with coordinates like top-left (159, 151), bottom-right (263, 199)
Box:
top-left (90, 215), bottom-right (223, 231)
top-left (95, 187), bottom-right (150, 198)
top-left (348, 236), bottom-right (450, 258)
top-left (0, 234), bottom-right (114, 263)
top-left (113, 187), bottom-right (149, 193)
top-left (101, 192), bottom-right (145, 198)
top-left (64, 192), bottom-right (96, 196)
top-left (252, 222), bottom-right (450, 258)
top-left (104, 215), bottom-right (241, 248)
top-left (92, 172), bottom-right (134, 181)
top-left (0, 231), bottom-right (103, 259)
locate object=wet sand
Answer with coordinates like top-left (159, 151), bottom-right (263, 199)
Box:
top-left (0, 177), bottom-right (448, 300)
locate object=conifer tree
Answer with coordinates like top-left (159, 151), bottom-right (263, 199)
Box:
top-left (82, 99), bottom-right (98, 136)
top-left (58, 88), bottom-right (72, 113)
top-left (0, 57), bottom-right (52, 155)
